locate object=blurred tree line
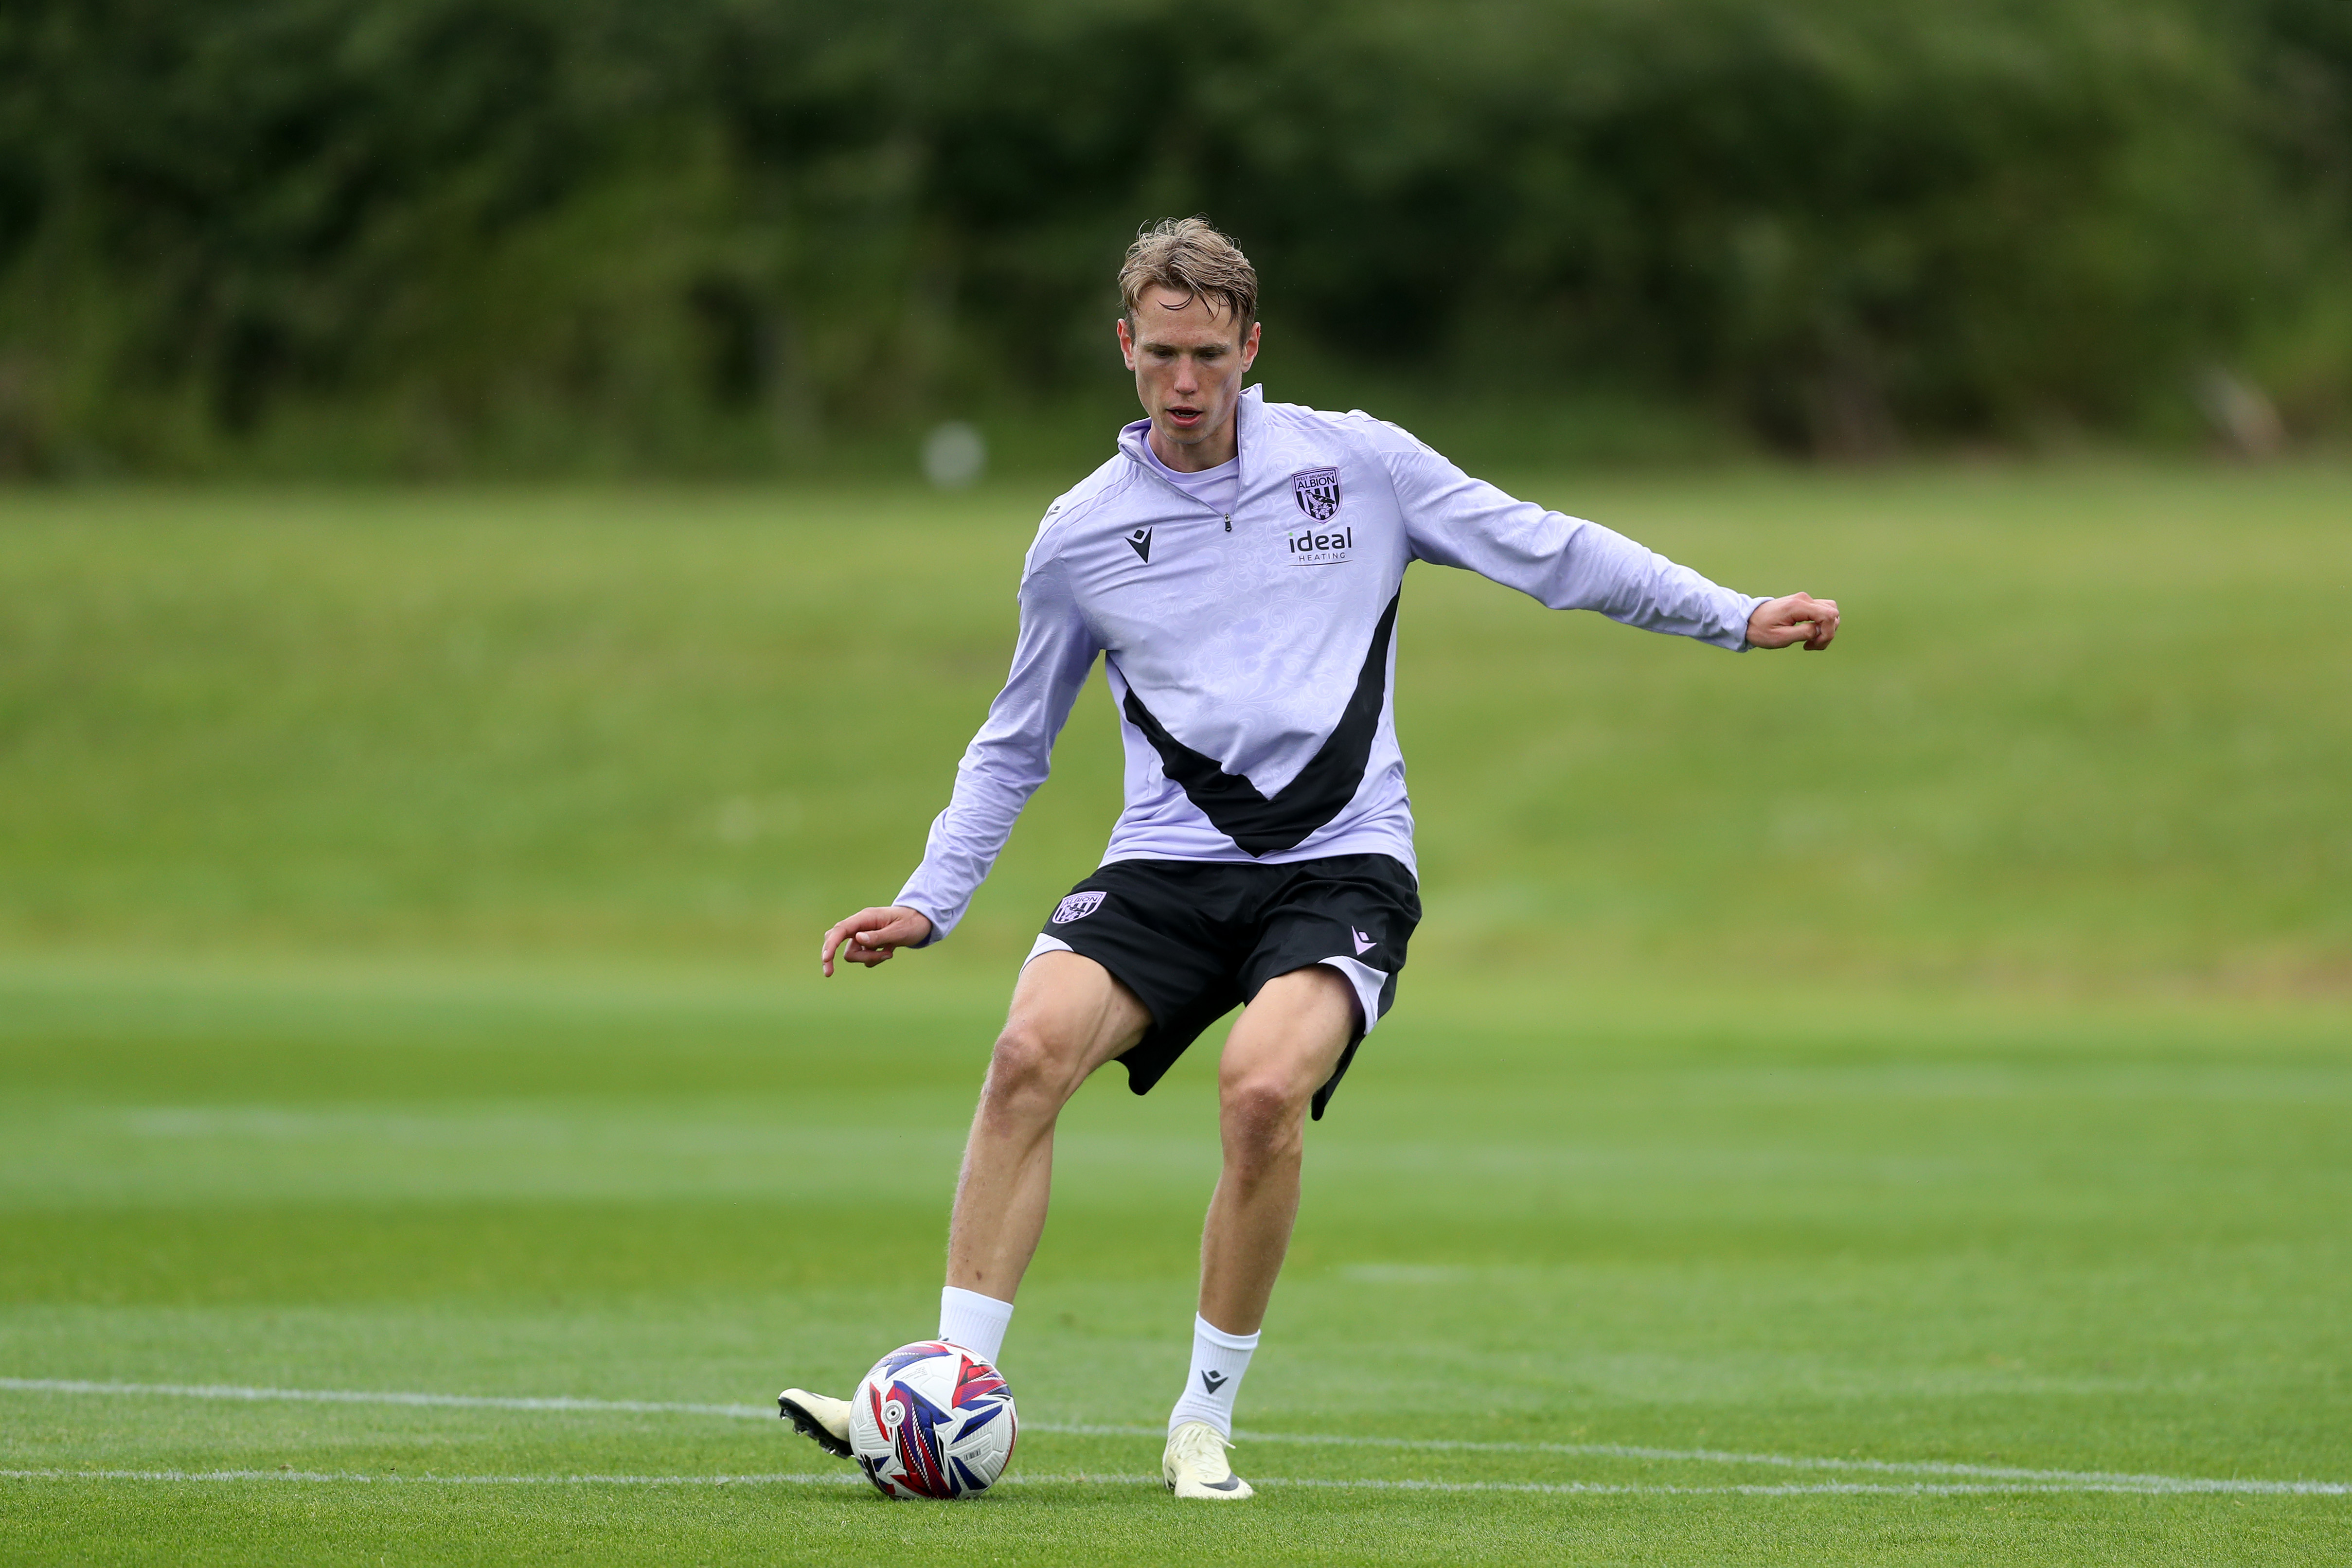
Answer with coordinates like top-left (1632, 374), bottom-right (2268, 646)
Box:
top-left (0, 0), bottom-right (2346, 475)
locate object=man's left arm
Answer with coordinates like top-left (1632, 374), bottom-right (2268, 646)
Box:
top-left (1743, 590), bottom-right (1840, 650)
top-left (1378, 428), bottom-right (1837, 652)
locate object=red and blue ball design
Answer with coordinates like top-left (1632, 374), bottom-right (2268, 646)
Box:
top-left (847, 1340), bottom-right (1018, 1499)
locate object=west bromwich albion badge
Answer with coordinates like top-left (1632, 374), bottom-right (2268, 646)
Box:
top-left (1291, 467), bottom-right (1341, 522)
top-left (1051, 891), bottom-right (1105, 924)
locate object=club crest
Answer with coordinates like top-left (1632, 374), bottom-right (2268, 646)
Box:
top-left (1291, 467), bottom-right (1341, 522)
top-left (1051, 891), bottom-right (1105, 924)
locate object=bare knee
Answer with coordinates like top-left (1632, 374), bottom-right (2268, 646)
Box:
top-left (981, 1021), bottom-right (1084, 1124)
top-left (1219, 1072), bottom-right (1307, 1178)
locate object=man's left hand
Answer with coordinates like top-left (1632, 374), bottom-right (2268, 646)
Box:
top-left (1747, 592), bottom-right (1839, 650)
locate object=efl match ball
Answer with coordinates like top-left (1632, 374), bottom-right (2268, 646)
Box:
top-left (847, 1340), bottom-right (1018, 1499)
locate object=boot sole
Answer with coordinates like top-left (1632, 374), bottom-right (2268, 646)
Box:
top-left (777, 1393), bottom-right (854, 1459)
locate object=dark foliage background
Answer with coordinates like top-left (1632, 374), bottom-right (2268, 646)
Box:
top-left (0, 0), bottom-right (2347, 474)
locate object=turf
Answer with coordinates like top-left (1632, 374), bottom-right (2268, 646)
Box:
top-left (4, 465), bottom-right (2347, 987)
top-left (2, 467), bottom-right (2348, 1563)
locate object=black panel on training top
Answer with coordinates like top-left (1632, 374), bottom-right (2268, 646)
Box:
top-left (1121, 592), bottom-right (1401, 855)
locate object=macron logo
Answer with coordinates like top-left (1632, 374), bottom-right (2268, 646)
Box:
top-left (1200, 1370), bottom-right (1227, 1394)
top-left (1352, 928), bottom-right (1375, 955)
top-left (1126, 527), bottom-right (1153, 563)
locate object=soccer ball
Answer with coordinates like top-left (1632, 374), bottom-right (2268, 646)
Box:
top-left (848, 1340), bottom-right (1017, 1499)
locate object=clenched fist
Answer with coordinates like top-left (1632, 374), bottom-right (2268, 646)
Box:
top-left (1746, 592), bottom-right (1840, 650)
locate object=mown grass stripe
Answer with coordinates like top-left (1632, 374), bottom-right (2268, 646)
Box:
top-left (4, 1468), bottom-right (2346, 1497)
top-left (0, 1377), bottom-right (764, 1419)
top-left (0, 1469), bottom-right (859, 1486)
top-left (6, 1377), bottom-right (2344, 1495)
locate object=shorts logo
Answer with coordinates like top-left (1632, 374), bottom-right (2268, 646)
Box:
top-left (1051, 891), bottom-right (1105, 924)
top-left (1352, 927), bottom-right (1376, 955)
top-left (1291, 467), bottom-right (1341, 522)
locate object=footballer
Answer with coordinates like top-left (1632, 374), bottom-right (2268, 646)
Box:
top-left (781, 217), bottom-right (1839, 1499)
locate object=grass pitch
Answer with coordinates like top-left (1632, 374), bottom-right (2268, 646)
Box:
top-left (2, 466), bottom-right (2348, 1563)
top-left (4, 964), bottom-right (2346, 1564)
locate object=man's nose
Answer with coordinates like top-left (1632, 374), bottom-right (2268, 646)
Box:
top-left (1170, 355), bottom-right (1199, 392)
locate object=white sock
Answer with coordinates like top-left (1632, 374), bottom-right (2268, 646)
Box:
top-left (937, 1285), bottom-right (1014, 1365)
top-left (1166, 1314), bottom-right (1259, 1439)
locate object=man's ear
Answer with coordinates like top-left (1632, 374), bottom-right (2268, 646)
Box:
top-left (1240, 320), bottom-right (1262, 372)
top-left (1116, 318), bottom-right (1137, 370)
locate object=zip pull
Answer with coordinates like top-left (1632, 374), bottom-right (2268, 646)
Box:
top-left (1223, 514), bottom-right (1232, 533)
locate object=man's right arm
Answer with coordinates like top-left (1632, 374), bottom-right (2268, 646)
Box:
top-left (820, 548), bottom-right (1100, 975)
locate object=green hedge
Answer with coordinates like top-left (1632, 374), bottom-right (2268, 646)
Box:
top-left (0, 0), bottom-right (2345, 473)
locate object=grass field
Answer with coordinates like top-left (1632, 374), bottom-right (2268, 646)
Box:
top-left (3, 466), bottom-right (2349, 1563)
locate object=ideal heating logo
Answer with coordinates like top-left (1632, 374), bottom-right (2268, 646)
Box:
top-left (1285, 524), bottom-right (1354, 566)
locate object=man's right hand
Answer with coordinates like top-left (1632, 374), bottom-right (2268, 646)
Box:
top-left (819, 906), bottom-right (934, 977)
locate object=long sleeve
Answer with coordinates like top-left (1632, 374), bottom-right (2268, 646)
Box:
top-left (1379, 428), bottom-right (1763, 649)
top-left (893, 546), bottom-right (1102, 943)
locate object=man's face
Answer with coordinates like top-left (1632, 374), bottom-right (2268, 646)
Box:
top-left (1116, 290), bottom-right (1261, 466)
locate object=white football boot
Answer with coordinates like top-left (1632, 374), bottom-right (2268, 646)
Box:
top-left (1163, 1419), bottom-right (1253, 1499)
top-left (777, 1388), bottom-right (854, 1460)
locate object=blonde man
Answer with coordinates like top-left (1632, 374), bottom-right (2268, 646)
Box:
top-left (784, 217), bottom-right (1838, 1498)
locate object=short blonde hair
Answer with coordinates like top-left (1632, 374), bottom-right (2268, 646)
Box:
top-left (1118, 217), bottom-right (1258, 330)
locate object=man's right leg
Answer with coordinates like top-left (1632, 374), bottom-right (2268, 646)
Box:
top-left (945, 950), bottom-right (1152, 1306)
top-left (781, 951), bottom-right (1150, 1456)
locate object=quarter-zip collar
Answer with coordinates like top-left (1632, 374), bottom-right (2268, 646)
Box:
top-left (1118, 385), bottom-right (1264, 510)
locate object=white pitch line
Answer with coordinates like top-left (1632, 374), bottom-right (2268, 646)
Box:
top-left (3, 1468), bottom-right (2345, 1497)
top-left (1253, 1476), bottom-right (2352, 1498)
top-left (1227, 1429), bottom-right (2318, 1492)
top-left (5, 1377), bottom-right (2344, 1497)
top-left (0, 1378), bottom-right (767, 1420)
top-left (0, 1468), bottom-right (863, 1487)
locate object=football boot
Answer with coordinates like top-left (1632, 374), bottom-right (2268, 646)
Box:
top-left (777, 1388), bottom-right (854, 1459)
top-left (1163, 1419), bottom-right (1253, 1499)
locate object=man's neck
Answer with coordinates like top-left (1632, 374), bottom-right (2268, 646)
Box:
top-left (1148, 416), bottom-right (1238, 474)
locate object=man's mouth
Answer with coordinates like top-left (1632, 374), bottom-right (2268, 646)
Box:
top-left (1165, 405), bottom-right (1203, 428)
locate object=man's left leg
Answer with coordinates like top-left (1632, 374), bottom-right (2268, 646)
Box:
top-left (1163, 964), bottom-right (1356, 1499)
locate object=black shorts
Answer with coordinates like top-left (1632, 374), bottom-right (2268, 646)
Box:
top-left (1028, 853), bottom-right (1420, 1121)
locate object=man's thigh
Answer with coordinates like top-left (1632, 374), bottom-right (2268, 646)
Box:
top-left (1216, 966), bottom-right (1356, 1103)
top-left (1033, 859), bottom-right (1257, 1097)
top-left (1003, 948), bottom-right (1154, 1083)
